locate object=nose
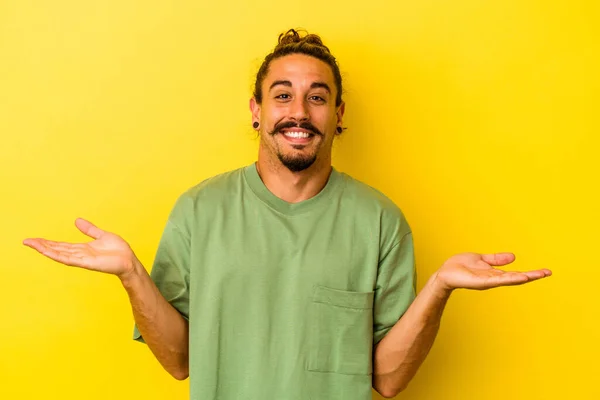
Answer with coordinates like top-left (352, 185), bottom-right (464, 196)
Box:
top-left (289, 97), bottom-right (309, 122)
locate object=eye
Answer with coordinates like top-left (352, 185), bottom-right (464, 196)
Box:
top-left (275, 94), bottom-right (291, 100)
top-left (309, 96), bottom-right (326, 103)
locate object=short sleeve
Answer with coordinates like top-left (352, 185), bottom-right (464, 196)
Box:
top-left (373, 232), bottom-right (417, 345)
top-left (132, 195), bottom-right (192, 344)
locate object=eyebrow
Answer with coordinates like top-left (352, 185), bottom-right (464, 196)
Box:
top-left (269, 80), bottom-right (331, 94)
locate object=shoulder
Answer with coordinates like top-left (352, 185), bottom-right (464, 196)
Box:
top-left (339, 171), bottom-right (406, 220)
top-left (167, 166), bottom-right (246, 222)
top-left (338, 170), bottom-right (412, 244)
top-left (185, 166), bottom-right (245, 200)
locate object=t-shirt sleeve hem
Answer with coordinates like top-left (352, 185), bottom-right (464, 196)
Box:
top-left (132, 325), bottom-right (146, 344)
top-left (373, 327), bottom-right (392, 345)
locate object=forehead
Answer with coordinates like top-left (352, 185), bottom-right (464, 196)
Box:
top-left (265, 54), bottom-right (335, 89)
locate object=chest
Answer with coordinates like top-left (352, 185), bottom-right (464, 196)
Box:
top-left (189, 204), bottom-right (381, 294)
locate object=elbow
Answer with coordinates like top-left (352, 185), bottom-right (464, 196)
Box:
top-left (376, 386), bottom-right (406, 399)
top-left (167, 356), bottom-right (189, 381)
top-left (172, 372), bottom-right (189, 381)
top-left (168, 345), bottom-right (190, 380)
top-left (373, 378), bottom-right (409, 399)
top-left (170, 366), bottom-right (189, 381)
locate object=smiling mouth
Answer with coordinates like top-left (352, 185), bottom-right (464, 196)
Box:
top-left (282, 130), bottom-right (314, 139)
top-left (278, 130), bottom-right (316, 145)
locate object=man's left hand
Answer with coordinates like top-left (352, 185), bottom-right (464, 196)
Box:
top-left (432, 252), bottom-right (552, 295)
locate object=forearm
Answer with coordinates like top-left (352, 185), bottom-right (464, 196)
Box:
top-left (120, 259), bottom-right (190, 380)
top-left (373, 272), bottom-right (451, 398)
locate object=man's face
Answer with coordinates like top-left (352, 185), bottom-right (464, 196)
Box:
top-left (251, 54), bottom-right (344, 172)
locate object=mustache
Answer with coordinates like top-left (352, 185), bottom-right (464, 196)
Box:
top-left (269, 120), bottom-right (323, 136)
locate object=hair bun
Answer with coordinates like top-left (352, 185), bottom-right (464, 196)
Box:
top-left (276, 29), bottom-right (331, 53)
top-left (253, 28), bottom-right (343, 107)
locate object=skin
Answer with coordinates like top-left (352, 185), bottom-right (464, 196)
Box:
top-left (372, 253), bottom-right (551, 397)
top-left (250, 53), bottom-right (345, 204)
top-left (23, 220), bottom-right (190, 380)
top-left (22, 52), bottom-right (552, 393)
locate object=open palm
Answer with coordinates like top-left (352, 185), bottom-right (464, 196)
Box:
top-left (435, 252), bottom-right (552, 291)
top-left (23, 218), bottom-right (137, 278)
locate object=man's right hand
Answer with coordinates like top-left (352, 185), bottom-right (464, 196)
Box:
top-left (23, 218), bottom-right (138, 279)
top-left (23, 217), bottom-right (190, 379)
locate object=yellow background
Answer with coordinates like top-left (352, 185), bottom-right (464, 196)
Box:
top-left (1, 1), bottom-right (598, 399)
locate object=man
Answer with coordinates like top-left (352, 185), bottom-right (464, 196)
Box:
top-left (23, 29), bottom-right (551, 399)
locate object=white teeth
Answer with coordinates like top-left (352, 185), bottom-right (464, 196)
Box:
top-left (284, 131), bottom-right (311, 138)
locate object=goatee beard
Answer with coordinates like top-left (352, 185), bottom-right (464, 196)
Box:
top-left (277, 152), bottom-right (317, 172)
top-left (269, 120), bottom-right (321, 172)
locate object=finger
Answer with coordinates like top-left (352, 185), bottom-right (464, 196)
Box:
top-left (23, 238), bottom-right (82, 253)
top-left (75, 218), bottom-right (105, 239)
top-left (25, 241), bottom-right (90, 268)
top-left (487, 272), bottom-right (530, 287)
top-left (501, 268), bottom-right (552, 277)
top-left (25, 239), bottom-right (74, 256)
top-left (488, 270), bottom-right (551, 287)
top-left (39, 239), bottom-right (85, 251)
top-left (23, 238), bottom-right (55, 253)
top-left (481, 253), bottom-right (516, 267)
top-left (515, 269), bottom-right (552, 279)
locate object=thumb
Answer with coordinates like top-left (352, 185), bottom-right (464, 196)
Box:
top-left (481, 252), bottom-right (516, 266)
top-left (75, 218), bottom-right (105, 239)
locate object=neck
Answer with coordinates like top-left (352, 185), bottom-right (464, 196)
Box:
top-left (256, 147), bottom-right (332, 204)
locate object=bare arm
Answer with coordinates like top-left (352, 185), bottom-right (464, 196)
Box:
top-left (372, 274), bottom-right (449, 398)
top-left (120, 260), bottom-right (189, 380)
top-left (372, 252), bottom-right (552, 398)
top-left (23, 217), bottom-right (190, 380)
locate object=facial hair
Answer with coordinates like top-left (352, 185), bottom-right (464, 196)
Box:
top-left (268, 120), bottom-right (323, 172)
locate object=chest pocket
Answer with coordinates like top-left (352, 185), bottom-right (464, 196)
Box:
top-left (306, 285), bottom-right (374, 375)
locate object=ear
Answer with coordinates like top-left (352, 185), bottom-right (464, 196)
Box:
top-left (336, 101), bottom-right (345, 129)
top-left (250, 97), bottom-right (261, 125)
